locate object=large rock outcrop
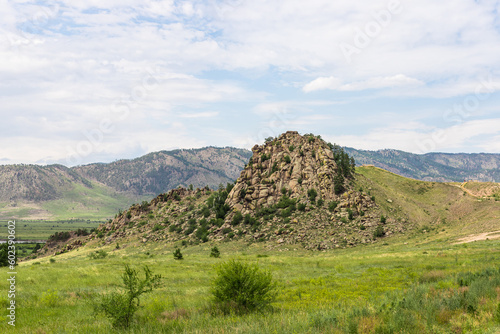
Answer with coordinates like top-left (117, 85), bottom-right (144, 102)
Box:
top-left (227, 131), bottom-right (343, 213)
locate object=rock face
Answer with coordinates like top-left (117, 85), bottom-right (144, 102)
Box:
top-left (227, 131), bottom-right (342, 213)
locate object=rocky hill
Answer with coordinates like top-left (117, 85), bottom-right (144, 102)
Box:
top-left (346, 148), bottom-right (500, 182)
top-left (35, 132), bottom-right (410, 256)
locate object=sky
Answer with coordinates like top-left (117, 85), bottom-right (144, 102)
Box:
top-left (2, 0), bottom-right (500, 166)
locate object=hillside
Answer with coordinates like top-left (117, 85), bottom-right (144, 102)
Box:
top-left (346, 148), bottom-right (500, 182)
top-left (0, 147), bottom-right (251, 220)
top-left (32, 131), bottom-right (500, 258)
top-left (74, 147), bottom-right (252, 195)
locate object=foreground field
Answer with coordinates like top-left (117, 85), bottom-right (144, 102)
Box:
top-left (2, 236), bottom-right (500, 333)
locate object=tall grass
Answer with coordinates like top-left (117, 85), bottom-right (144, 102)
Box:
top-left (1, 239), bottom-right (500, 333)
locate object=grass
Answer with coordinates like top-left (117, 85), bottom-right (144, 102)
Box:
top-left (0, 220), bottom-right (102, 240)
top-left (1, 237), bottom-right (500, 333)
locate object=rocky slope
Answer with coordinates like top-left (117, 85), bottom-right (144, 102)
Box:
top-left (33, 132), bottom-right (410, 257)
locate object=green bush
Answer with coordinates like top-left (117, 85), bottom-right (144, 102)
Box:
top-left (173, 248), bottom-right (183, 260)
top-left (298, 203), bottom-right (307, 212)
top-left (88, 250), bottom-right (108, 260)
top-left (232, 211), bottom-right (243, 226)
top-left (307, 188), bottom-right (318, 203)
top-left (211, 260), bottom-right (277, 314)
top-left (380, 215), bottom-right (387, 224)
top-left (93, 265), bottom-right (161, 328)
top-left (328, 201), bottom-right (338, 212)
top-left (210, 246), bottom-right (220, 258)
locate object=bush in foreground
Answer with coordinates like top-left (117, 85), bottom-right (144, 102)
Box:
top-left (93, 265), bottom-right (161, 328)
top-left (211, 260), bottom-right (277, 314)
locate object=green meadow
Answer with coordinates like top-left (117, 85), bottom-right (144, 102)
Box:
top-left (2, 236), bottom-right (500, 333)
top-left (0, 220), bottom-right (102, 241)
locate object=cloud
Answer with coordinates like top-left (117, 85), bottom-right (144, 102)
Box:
top-left (326, 118), bottom-right (500, 154)
top-left (303, 74), bottom-right (424, 92)
top-left (179, 111), bottom-right (219, 118)
top-left (1, 0), bottom-right (500, 165)
top-left (303, 76), bottom-right (342, 93)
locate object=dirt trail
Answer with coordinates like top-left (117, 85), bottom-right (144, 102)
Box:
top-left (455, 230), bottom-right (500, 244)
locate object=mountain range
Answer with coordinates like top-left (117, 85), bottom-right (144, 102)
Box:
top-left (1, 143), bottom-right (498, 220)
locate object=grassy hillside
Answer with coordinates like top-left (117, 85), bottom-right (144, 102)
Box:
top-left (0, 180), bottom-right (149, 221)
top-left (356, 166), bottom-right (500, 240)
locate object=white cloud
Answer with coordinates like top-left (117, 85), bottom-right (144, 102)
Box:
top-left (303, 74), bottom-right (424, 92)
top-left (303, 76), bottom-right (342, 93)
top-left (326, 118), bottom-right (500, 154)
top-left (1, 0), bottom-right (500, 165)
top-left (179, 111), bottom-right (219, 118)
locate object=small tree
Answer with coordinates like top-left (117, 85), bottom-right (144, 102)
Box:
top-left (173, 248), bottom-right (183, 260)
top-left (210, 246), bottom-right (220, 258)
top-left (307, 188), bottom-right (318, 203)
top-left (211, 260), bottom-right (277, 314)
top-left (94, 265), bottom-right (161, 328)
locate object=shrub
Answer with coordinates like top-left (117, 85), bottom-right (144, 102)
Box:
top-left (328, 201), bottom-right (338, 212)
top-left (210, 246), bottom-right (220, 258)
top-left (283, 155), bottom-right (291, 163)
top-left (152, 224), bottom-right (164, 232)
top-left (298, 203), bottom-right (307, 212)
top-left (76, 228), bottom-right (89, 236)
top-left (347, 208), bottom-right (354, 220)
top-left (316, 199), bottom-right (324, 207)
top-left (288, 145), bottom-right (295, 152)
top-left (380, 215), bottom-right (387, 224)
top-left (308, 188), bottom-right (318, 203)
top-left (89, 250), bottom-right (108, 260)
top-left (271, 162), bottom-right (279, 174)
top-left (334, 173), bottom-right (345, 194)
top-left (173, 248), bottom-right (183, 260)
top-left (211, 260), bottom-right (277, 314)
top-left (140, 201), bottom-right (149, 210)
top-left (93, 265), bottom-right (161, 328)
top-left (126, 211), bottom-right (132, 219)
top-left (374, 226), bottom-right (385, 238)
top-left (232, 211), bottom-right (243, 226)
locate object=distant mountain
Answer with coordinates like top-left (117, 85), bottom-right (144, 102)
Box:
top-left (0, 147), bottom-right (252, 220)
top-left (74, 147), bottom-right (252, 195)
top-left (0, 164), bottom-right (92, 202)
top-left (345, 148), bottom-right (500, 182)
